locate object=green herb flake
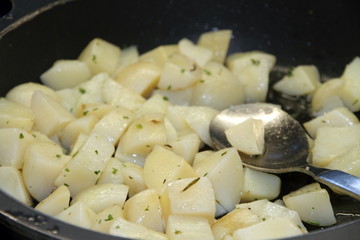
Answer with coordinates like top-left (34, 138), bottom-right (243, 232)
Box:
top-left (167, 85), bottom-right (172, 90)
top-left (115, 225), bottom-right (120, 229)
top-left (180, 69), bottom-right (186, 74)
top-left (92, 107), bottom-right (98, 111)
top-left (72, 150), bottom-right (79, 157)
top-left (95, 150), bottom-right (99, 155)
top-left (64, 183), bottom-right (69, 187)
top-left (78, 88), bottom-right (86, 94)
top-left (199, 79), bottom-right (205, 83)
top-left (19, 133), bottom-right (24, 139)
top-left (181, 177), bottom-right (200, 192)
top-left (129, 176), bottom-right (133, 179)
top-left (56, 154), bottom-right (62, 159)
top-left (144, 206), bottom-right (149, 211)
top-left (221, 151), bottom-right (228, 156)
top-left (83, 110), bottom-right (89, 116)
top-left (112, 168), bottom-right (118, 174)
top-left (353, 99), bottom-right (359, 105)
top-left (308, 221), bottom-right (320, 226)
top-left (203, 172), bottom-right (208, 177)
top-left (104, 214), bottom-right (113, 221)
top-left (251, 58), bottom-right (261, 66)
top-left (175, 230), bottom-right (182, 235)
top-left (163, 96), bottom-right (169, 101)
top-left (123, 116), bottom-right (129, 120)
top-left (65, 168), bottom-right (70, 172)
top-left (94, 170), bottom-right (101, 175)
top-left (136, 124), bottom-right (143, 129)
top-left (204, 69), bottom-right (212, 76)
top-left (92, 54), bottom-right (97, 63)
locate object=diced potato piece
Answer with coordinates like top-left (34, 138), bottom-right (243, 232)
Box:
top-left (160, 177), bottom-right (216, 221)
top-left (6, 82), bottom-right (59, 107)
top-left (153, 87), bottom-right (193, 105)
top-left (69, 132), bottom-right (88, 156)
top-left (109, 217), bottom-right (168, 240)
top-left (227, 51), bottom-right (276, 102)
top-left (72, 73), bottom-right (108, 116)
top-left (114, 145), bottom-right (146, 167)
top-left (283, 182), bottom-right (336, 226)
top-left (198, 29), bottom-right (232, 64)
top-left (273, 65), bottom-right (321, 96)
top-left (241, 167), bottom-right (281, 202)
top-left (340, 57), bottom-right (360, 111)
top-left (312, 125), bottom-right (360, 167)
top-left (22, 141), bottom-right (69, 201)
top-left (91, 107), bottom-right (134, 145)
top-left (60, 115), bottom-right (99, 150)
top-left (71, 183), bottom-right (129, 213)
top-left (166, 215), bottom-right (215, 240)
top-left (0, 166), bottom-right (33, 206)
top-left (236, 199), bottom-right (307, 233)
top-left (325, 144), bottom-right (360, 177)
top-left (123, 189), bottom-right (163, 232)
top-left (136, 94), bottom-right (172, 117)
top-left (111, 45), bottom-right (139, 78)
top-left (140, 45), bottom-right (173, 68)
top-left (31, 91), bottom-right (75, 136)
top-left (158, 53), bottom-right (201, 90)
top-left (35, 185), bottom-right (71, 216)
top-left (102, 78), bottom-right (145, 112)
top-left (115, 61), bottom-right (161, 96)
top-left (193, 148), bottom-right (243, 212)
top-left (40, 60), bottom-right (92, 90)
top-left (97, 158), bottom-right (124, 185)
top-left (178, 38), bottom-right (213, 67)
top-left (55, 133), bottom-right (114, 196)
top-left (191, 61), bottom-right (245, 110)
top-left (118, 113), bottom-right (167, 156)
top-left (304, 107), bottom-right (359, 138)
top-left (120, 161), bottom-right (147, 197)
top-left (212, 208), bottom-right (261, 240)
top-left (55, 201), bottom-right (96, 229)
top-left (232, 217), bottom-right (305, 240)
top-left (0, 98), bottom-right (34, 131)
top-left (168, 105), bottom-right (218, 147)
top-left (164, 117), bottom-right (178, 142)
top-left (92, 204), bottom-right (123, 233)
top-left (78, 38), bottom-right (121, 75)
top-left (168, 133), bottom-right (201, 165)
top-left (225, 118), bottom-right (265, 155)
top-left (0, 128), bottom-right (35, 169)
top-left (56, 88), bottom-right (77, 114)
top-left (143, 145), bottom-right (197, 192)
top-left (311, 78), bottom-right (344, 113)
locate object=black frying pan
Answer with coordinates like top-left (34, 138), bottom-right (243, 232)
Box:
top-left (0, 0), bottom-right (360, 239)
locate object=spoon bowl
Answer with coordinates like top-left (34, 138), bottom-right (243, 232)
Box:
top-left (210, 103), bottom-right (360, 200)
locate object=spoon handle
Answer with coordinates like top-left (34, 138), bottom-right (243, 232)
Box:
top-left (305, 165), bottom-right (360, 201)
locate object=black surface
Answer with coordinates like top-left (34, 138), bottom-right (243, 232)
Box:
top-left (0, 0), bottom-right (360, 239)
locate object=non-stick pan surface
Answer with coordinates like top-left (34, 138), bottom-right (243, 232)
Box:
top-left (0, 0), bottom-right (360, 239)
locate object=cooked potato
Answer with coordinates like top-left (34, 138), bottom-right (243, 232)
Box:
top-left (55, 201), bottom-right (96, 229)
top-left (198, 29), bottom-right (232, 64)
top-left (178, 38), bottom-right (213, 67)
top-left (0, 98), bottom-right (34, 132)
top-left (35, 185), bottom-right (71, 216)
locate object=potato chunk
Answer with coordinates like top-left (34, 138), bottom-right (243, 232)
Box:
top-left (283, 182), bottom-right (336, 226)
top-left (0, 98), bottom-right (34, 131)
top-left (78, 38), bottom-right (121, 75)
top-left (35, 185), bottom-right (71, 216)
top-left (198, 29), bottom-right (232, 64)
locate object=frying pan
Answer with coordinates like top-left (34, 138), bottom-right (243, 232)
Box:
top-left (0, 0), bottom-right (360, 239)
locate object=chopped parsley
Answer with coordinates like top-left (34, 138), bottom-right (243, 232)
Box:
top-left (104, 214), bottom-right (113, 221)
top-left (180, 69), bottom-right (185, 74)
top-left (221, 151), bottom-right (228, 156)
top-left (112, 168), bottom-right (118, 174)
top-left (174, 230), bottom-right (182, 235)
top-left (167, 85), bottom-right (172, 90)
top-left (92, 54), bottom-right (97, 63)
top-left (83, 110), bottom-right (89, 116)
top-left (56, 154), bottom-right (62, 159)
top-left (95, 150), bottom-right (99, 155)
top-left (163, 96), bottom-right (169, 101)
top-left (64, 183), bottom-right (69, 187)
top-left (144, 206), bottom-right (149, 211)
top-left (65, 168), bottom-right (70, 172)
top-left (286, 66), bottom-right (295, 77)
top-left (352, 99), bottom-right (359, 105)
top-left (19, 133), bottom-right (24, 139)
top-left (94, 170), bottom-right (100, 175)
top-left (123, 116), bottom-right (129, 120)
top-left (251, 58), bottom-right (261, 66)
top-left (78, 88), bottom-right (86, 94)
top-left (199, 79), bottom-right (205, 83)
top-left (204, 69), bottom-right (212, 76)
top-left (136, 124), bottom-right (143, 129)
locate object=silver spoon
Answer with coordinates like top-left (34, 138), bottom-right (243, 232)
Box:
top-left (210, 103), bottom-right (360, 200)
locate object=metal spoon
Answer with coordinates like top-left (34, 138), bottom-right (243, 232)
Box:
top-left (210, 103), bottom-right (360, 200)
